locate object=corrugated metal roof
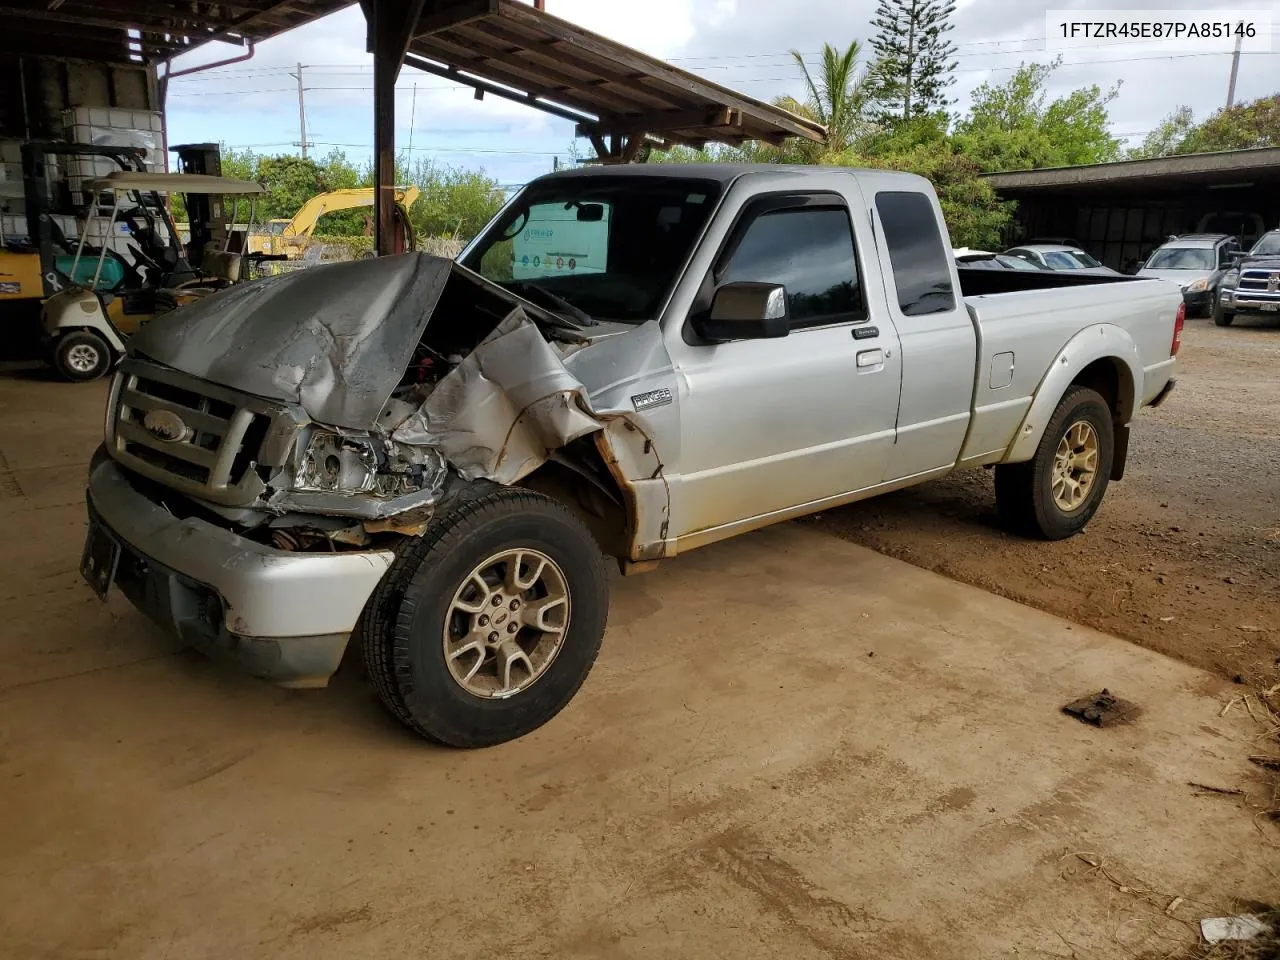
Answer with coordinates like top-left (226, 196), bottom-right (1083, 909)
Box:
top-left (0, 0), bottom-right (352, 63)
top-left (406, 1), bottom-right (825, 151)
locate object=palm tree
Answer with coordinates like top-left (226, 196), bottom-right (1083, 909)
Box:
top-left (779, 40), bottom-right (870, 153)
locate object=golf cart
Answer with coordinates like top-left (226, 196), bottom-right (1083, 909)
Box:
top-left (41, 170), bottom-right (265, 381)
top-left (0, 142), bottom-right (152, 356)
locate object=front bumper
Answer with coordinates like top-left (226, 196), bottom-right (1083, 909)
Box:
top-left (1220, 290), bottom-right (1280, 314)
top-left (1181, 288), bottom-right (1213, 312)
top-left (84, 456), bottom-right (396, 687)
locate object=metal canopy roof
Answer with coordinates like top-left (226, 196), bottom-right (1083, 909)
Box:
top-left (982, 147), bottom-right (1280, 197)
top-left (0, 0), bottom-right (352, 63)
top-left (1, 0), bottom-right (822, 154)
top-left (404, 0), bottom-right (825, 153)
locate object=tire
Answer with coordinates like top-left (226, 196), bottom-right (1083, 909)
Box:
top-left (1212, 302), bottom-right (1235, 326)
top-left (52, 331), bottom-right (112, 382)
top-left (362, 487), bottom-right (609, 747)
top-left (994, 386), bottom-right (1114, 541)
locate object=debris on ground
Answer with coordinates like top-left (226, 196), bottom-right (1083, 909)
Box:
top-left (1187, 782), bottom-right (1246, 797)
top-left (1063, 689), bottom-right (1141, 727)
top-left (1200, 914), bottom-right (1269, 944)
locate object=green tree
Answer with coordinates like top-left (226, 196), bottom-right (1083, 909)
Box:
top-left (405, 158), bottom-right (506, 241)
top-left (861, 145), bottom-right (1012, 248)
top-left (1127, 105), bottom-right (1195, 159)
top-left (866, 0), bottom-right (957, 123)
top-left (780, 41), bottom-right (871, 154)
top-left (952, 58), bottom-right (1121, 172)
top-left (1176, 94), bottom-right (1280, 153)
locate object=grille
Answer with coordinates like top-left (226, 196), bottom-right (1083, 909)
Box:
top-left (1237, 269), bottom-right (1280, 296)
top-left (107, 358), bottom-right (290, 506)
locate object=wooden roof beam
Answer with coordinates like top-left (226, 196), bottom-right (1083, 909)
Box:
top-left (499, 0), bottom-right (822, 142)
top-left (403, 51), bottom-right (598, 126)
top-left (578, 106), bottom-right (742, 138)
top-left (412, 0), bottom-right (496, 37)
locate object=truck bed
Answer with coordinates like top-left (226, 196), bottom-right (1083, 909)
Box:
top-left (955, 268), bottom-right (1178, 467)
top-left (955, 265), bottom-right (1138, 297)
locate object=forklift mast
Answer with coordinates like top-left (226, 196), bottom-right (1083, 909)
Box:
top-left (171, 143), bottom-right (223, 270)
top-left (19, 141), bottom-right (150, 298)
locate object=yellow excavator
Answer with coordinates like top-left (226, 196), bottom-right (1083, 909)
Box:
top-left (250, 185), bottom-right (420, 259)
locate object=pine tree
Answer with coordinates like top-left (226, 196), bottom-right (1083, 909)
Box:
top-left (867, 0), bottom-right (957, 123)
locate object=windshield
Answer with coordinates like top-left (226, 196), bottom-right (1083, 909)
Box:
top-left (1145, 247), bottom-right (1214, 270)
top-left (1044, 250), bottom-right (1101, 269)
top-left (459, 176), bottom-right (723, 323)
top-left (1251, 232), bottom-right (1280, 256)
top-left (1034, 252), bottom-right (1095, 271)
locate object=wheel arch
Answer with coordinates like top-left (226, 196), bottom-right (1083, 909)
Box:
top-left (516, 417), bottom-right (671, 571)
top-left (1001, 324), bottom-right (1141, 467)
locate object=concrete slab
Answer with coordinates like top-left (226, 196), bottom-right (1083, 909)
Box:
top-left (0, 373), bottom-right (1275, 960)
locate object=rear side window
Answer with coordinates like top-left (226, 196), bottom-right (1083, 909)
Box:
top-left (875, 191), bottom-right (956, 316)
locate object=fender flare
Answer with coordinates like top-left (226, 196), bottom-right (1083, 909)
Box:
top-left (1001, 323), bottom-right (1142, 464)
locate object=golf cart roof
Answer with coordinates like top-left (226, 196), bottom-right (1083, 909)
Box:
top-left (85, 172), bottom-right (266, 195)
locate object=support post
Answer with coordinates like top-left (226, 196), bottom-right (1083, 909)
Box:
top-left (365, 0), bottom-right (427, 257)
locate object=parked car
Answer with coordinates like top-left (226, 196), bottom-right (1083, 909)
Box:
top-left (1214, 229), bottom-right (1280, 326)
top-left (81, 165), bottom-right (1181, 747)
top-left (956, 249), bottom-right (1051, 271)
top-left (1137, 233), bottom-right (1241, 317)
top-left (1026, 236), bottom-right (1085, 249)
top-left (1004, 244), bottom-right (1121, 276)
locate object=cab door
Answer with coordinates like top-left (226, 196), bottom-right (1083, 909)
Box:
top-left (663, 183), bottom-right (903, 544)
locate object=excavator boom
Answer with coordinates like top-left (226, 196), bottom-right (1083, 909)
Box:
top-left (282, 185), bottom-right (420, 238)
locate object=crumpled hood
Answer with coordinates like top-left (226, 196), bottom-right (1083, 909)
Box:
top-left (130, 253), bottom-right (452, 430)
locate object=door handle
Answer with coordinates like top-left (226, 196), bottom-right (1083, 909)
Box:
top-left (856, 349), bottom-right (884, 368)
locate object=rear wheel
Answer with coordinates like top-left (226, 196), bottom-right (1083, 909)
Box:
top-left (1213, 302), bottom-right (1235, 326)
top-left (995, 386), bottom-right (1114, 540)
top-left (362, 488), bottom-right (608, 747)
top-left (52, 331), bottom-right (112, 382)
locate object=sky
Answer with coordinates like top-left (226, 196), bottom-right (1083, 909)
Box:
top-left (163, 0), bottom-right (1280, 188)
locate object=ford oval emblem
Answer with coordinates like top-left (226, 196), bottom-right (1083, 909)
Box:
top-left (142, 409), bottom-right (189, 443)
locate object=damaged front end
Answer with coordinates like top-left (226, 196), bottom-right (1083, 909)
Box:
top-left (110, 253), bottom-right (617, 550)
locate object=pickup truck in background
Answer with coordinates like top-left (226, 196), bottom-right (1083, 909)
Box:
top-left (1214, 229), bottom-right (1280, 326)
top-left (80, 164), bottom-right (1182, 748)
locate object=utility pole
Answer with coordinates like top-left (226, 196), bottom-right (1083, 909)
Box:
top-left (407, 82), bottom-right (418, 156)
top-left (1226, 33), bottom-right (1242, 108)
top-left (291, 61), bottom-right (308, 158)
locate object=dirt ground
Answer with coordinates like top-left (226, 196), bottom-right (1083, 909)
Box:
top-left (0, 326), bottom-right (1277, 958)
top-left (813, 316), bottom-right (1280, 688)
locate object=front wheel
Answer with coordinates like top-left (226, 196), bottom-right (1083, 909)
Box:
top-left (1213, 302), bottom-right (1235, 326)
top-left (52, 331), bottom-right (112, 382)
top-left (994, 386), bottom-right (1114, 540)
top-left (362, 488), bottom-right (608, 747)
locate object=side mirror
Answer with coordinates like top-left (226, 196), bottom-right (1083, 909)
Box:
top-left (1229, 250), bottom-right (1245, 262)
top-left (695, 282), bottom-right (790, 342)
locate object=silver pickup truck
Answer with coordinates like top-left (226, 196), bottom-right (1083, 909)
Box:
top-left (81, 164), bottom-right (1181, 747)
